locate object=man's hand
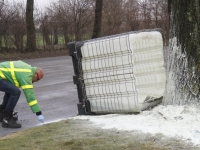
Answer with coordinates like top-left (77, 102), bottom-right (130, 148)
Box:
top-left (37, 115), bottom-right (44, 123)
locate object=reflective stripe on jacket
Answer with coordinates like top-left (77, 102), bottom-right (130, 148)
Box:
top-left (0, 60), bottom-right (41, 113)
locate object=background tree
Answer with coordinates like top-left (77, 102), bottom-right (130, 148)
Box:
top-left (54, 0), bottom-right (72, 44)
top-left (40, 15), bottom-right (51, 46)
top-left (102, 0), bottom-right (124, 36)
top-left (0, 3), bottom-right (18, 52)
top-left (123, 0), bottom-right (140, 31)
top-left (138, 0), bottom-right (152, 29)
top-left (159, 0), bottom-right (169, 45)
top-left (92, 0), bottom-right (103, 39)
top-left (163, 0), bottom-right (200, 105)
top-left (0, 0), bottom-right (4, 51)
top-left (70, 0), bottom-right (94, 41)
top-left (26, 0), bottom-right (36, 52)
top-left (0, 0), bottom-right (169, 51)
top-left (53, 23), bottom-right (59, 45)
top-left (10, 2), bottom-right (26, 52)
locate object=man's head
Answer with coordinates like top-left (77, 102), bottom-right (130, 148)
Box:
top-left (33, 67), bottom-right (44, 83)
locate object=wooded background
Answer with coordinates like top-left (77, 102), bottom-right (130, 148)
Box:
top-left (0, 0), bottom-right (168, 52)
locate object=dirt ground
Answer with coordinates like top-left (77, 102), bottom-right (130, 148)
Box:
top-left (0, 49), bottom-right (69, 61)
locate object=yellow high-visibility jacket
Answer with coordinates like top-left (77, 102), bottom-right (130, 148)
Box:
top-left (0, 60), bottom-right (41, 113)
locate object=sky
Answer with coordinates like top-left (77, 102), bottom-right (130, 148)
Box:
top-left (72, 105), bottom-right (200, 148)
top-left (5, 0), bottom-right (59, 9)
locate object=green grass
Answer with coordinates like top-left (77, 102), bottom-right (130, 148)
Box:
top-left (35, 34), bottom-right (66, 46)
top-left (1, 33), bottom-right (92, 49)
top-left (1, 34), bottom-right (66, 49)
top-left (0, 119), bottom-right (172, 150)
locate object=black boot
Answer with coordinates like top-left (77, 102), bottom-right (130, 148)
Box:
top-left (0, 108), bottom-right (18, 122)
top-left (0, 105), bottom-right (5, 122)
top-left (2, 111), bottom-right (21, 128)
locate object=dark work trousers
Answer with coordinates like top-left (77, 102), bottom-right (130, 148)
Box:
top-left (0, 79), bottom-right (21, 112)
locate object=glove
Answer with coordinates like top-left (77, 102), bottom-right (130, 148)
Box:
top-left (37, 115), bottom-right (44, 123)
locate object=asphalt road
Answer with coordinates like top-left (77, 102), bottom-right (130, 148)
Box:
top-left (0, 56), bottom-right (78, 137)
top-left (0, 47), bottom-right (169, 137)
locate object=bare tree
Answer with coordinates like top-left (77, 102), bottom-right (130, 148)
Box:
top-left (0, 0), bottom-right (4, 50)
top-left (157, 0), bottom-right (169, 45)
top-left (47, 8), bottom-right (59, 45)
top-left (40, 15), bottom-right (51, 46)
top-left (9, 2), bottom-right (26, 51)
top-left (123, 0), bottom-right (140, 31)
top-left (26, 0), bottom-right (36, 52)
top-left (92, 0), bottom-right (103, 39)
top-left (0, 3), bottom-right (19, 52)
top-left (138, 0), bottom-right (152, 29)
top-left (0, 0), bottom-right (170, 52)
top-left (149, 0), bottom-right (169, 45)
top-left (70, 0), bottom-right (95, 41)
top-left (53, 0), bottom-right (72, 44)
top-left (102, 0), bottom-right (124, 36)
top-left (150, 0), bottom-right (161, 28)
top-left (54, 0), bottom-right (94, 41)
top-left (163, 0), bottom-right (200, 105)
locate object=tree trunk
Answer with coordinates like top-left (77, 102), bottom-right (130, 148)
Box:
top-left (63, 27), bottom-right (69, 44)
top-left (163, 0), bottom-right (200, 105)
top-left (26, 0), bottom-right (36, 52)
top-left (0, 34), bottom-right (2, 52)
top-left (42, 25), bottom-right (51, 45)
top-left (14, 33), bottom-right (24, 52)
top-left (92, 0), bottom-right (103, 39)
top-left (53, 26), bottom-right (58, 45)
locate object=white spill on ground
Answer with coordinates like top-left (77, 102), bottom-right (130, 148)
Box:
top-left (72, 105), bottom-right (200, 147)
top-left (68, 31), bottom-right (200, 147)
top-left (37, 118), bottom-right (66, 126)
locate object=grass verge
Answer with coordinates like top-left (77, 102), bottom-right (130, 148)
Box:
top-left (0, 119), bottom-right (196, 150)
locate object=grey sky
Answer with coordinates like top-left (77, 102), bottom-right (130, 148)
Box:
top-left (5, 0), bottom-right (59, 9)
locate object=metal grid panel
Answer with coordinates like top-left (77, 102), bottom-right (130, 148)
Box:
top-left (69, 29), bottom-right (166, 114)
top-left (81, 34), bottom-right (138, 113)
